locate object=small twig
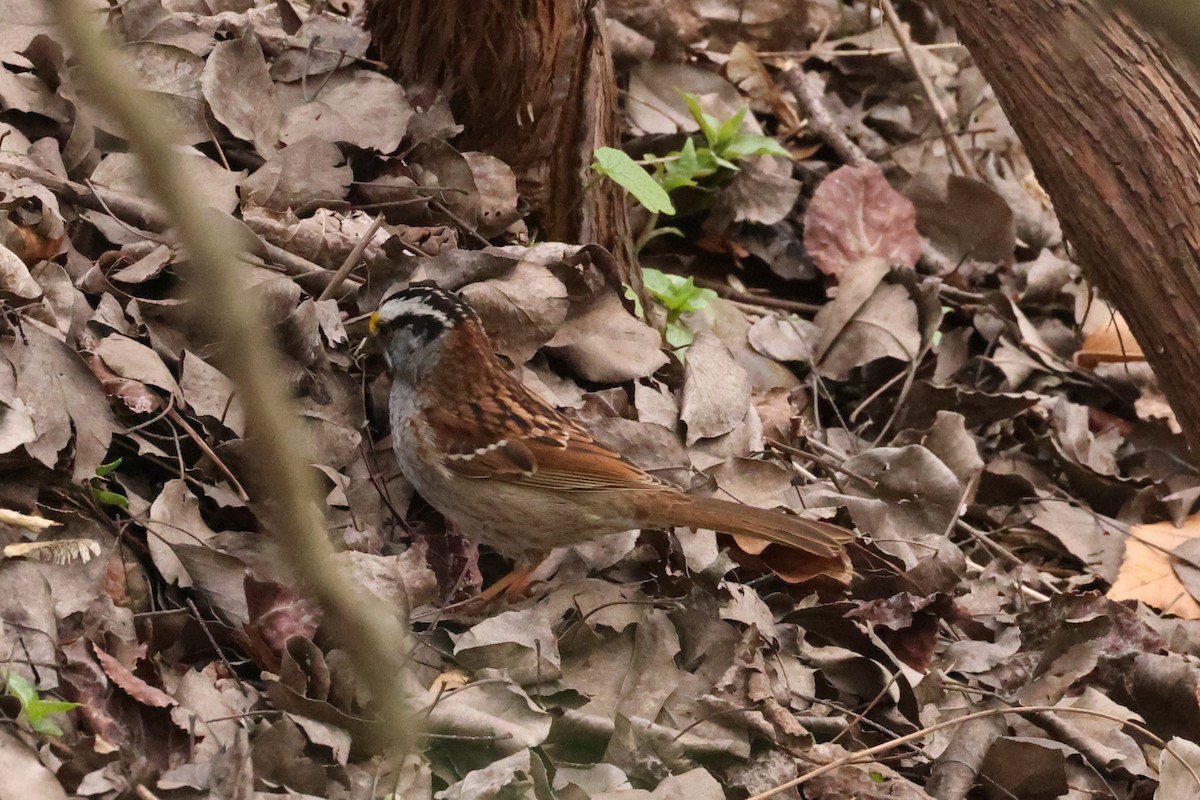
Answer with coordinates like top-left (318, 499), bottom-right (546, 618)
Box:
top-left (428, 198), bottom-right (491, 247)
top-left (848, 366), bottom-right (908, 423)
top-left (185, 598), bottom-right (248, 693)
top-left (878, 0), bottom-right (976, 178)
top-left (692, 277), bottom-right (823, 315)
top-left (125, 392), bottom-right (177, 432)
top-left (300, 35), bottom-right (321, 102)
top-left (784, 68), bottom-right (868, 166)
top-left (768, 437), bottom-right (878, 488)
top-left (48, 0), bottom-right (415, 756)
top-left (165, 407), bottom-right (250, 502)
top-left (84, 177), bottom-right (169, 243)
top-left (318, 215), bottom-right (384, 302)
top-left (307, 50), bottom-right (347, 103)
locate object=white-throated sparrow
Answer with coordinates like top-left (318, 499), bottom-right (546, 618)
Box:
top-left (370, 285), bottom-right (854, 583)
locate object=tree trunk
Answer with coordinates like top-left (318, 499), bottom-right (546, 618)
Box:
top-left (365, 0), bottom-right (641, 296)
top-left (936, 0), bottom-right (1200, 455)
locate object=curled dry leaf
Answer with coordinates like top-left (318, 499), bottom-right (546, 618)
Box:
top-left (145, 480), bottom-right (218, 588)
top-left (461, 262), bottom-right (569, 364)
top-left (0, 242), bottom-right (41, 299)
top-left (180, 351), bottom-right (244, 436)
top-left (242, 137), bottom-right (352, 211)
top-left (714, 159), bottom-right (802, 226)
top-left (242, 206), bottom-right (387, 271)
top-left (811, 258), bottom-right (922, 379)
top-left (92, 643), bottom-right (177, 710)
top-left (93, 334), bottom-right (183, 403)
top-left (462, 152), bottom-right (521, 236)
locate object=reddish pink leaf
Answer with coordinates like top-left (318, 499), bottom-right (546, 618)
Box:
top-left (804, 163), bottom-right (921, 278)
top-left (92, 643), bottom-right (176, 709)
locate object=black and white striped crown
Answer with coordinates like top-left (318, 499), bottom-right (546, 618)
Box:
top-left (369, 285), bottom-right (477, 338)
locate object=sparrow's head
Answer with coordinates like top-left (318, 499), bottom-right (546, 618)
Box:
top-left (370, 285), bottom-right (485, 384)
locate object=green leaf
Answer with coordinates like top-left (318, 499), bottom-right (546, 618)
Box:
top-left (721, 132), bottom-right (792, 161)
top-left (677, 284), bottom-right (717, 313)
top-left (592, 147), bottom-right (676, 214)
top-left (641, 226), bottom-right (684, 245)
top-left (623, 284), bottom-right (644, 319)
top-left (4, 672), bottom-right (78, 738)
top-left (91, 487), bottom-right (129, 510)
top-left (27, 716), bottom-right (65, 737)
top-left (715, 107), bottom-right (749, 150)
top-left (5, 672), bottom-right (37, 709)
top-left (665, 321), bottom-right (694, 353)
top-left (691, 148), bottom-right (722, 179)
top-left (660, 138), bottom-right (701, 192)
top-left (681, 92), bottom-right (721, 149)
top-left (94, 457), bottom-right (123, 478)
top-left (642, 269), bottom-right (717, 315)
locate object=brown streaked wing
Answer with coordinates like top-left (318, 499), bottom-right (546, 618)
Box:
top-left (424, 404), bottom-right (541, 478)
top-left (509, 434), bottom-right (667, 491)
top-left (425, 402), bottom-right (664, 491)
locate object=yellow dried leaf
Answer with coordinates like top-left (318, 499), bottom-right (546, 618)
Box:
top-left (1075, 313), bottom-right (1145, 368)
top-left (1108, 517), bottom-right (1200, 619)
top-left (428, 668), bottom-right (470, 696)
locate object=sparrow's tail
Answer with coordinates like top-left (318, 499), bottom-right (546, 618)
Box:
top-left (645, 495), bottom-right (854, 560)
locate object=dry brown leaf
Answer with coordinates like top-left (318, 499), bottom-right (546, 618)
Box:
top-left (626, 62), bottom-right (745, 134)
top-left (547, 290), bottom-right (668, 382)
top-left (276, 68), bottom-right (412, 153)
top-left (0, 241), bottom-right (42, 299)
top-left (11, 323), bottom-right (116, 482)
top-left (86, 42), bottom-right (209, 144)
top-left (242, 137), bottom-right (352, 211)
top-left (461, 262), bottom-right (569, 364)
top-left (680, 332), bottom-right (751, 443)
top-left (1108, 516), bottom-right (1200, 619)
top-left (200, 30), bottom-right (282, 157)
top-left (905, 171), bottom-right (1016, 268)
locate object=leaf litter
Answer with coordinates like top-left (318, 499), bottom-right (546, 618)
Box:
top-left (0, 0), bottom-right (1193, 798)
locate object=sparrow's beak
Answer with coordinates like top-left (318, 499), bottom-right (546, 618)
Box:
top-left (368, 311), bottom-right (381, 335)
